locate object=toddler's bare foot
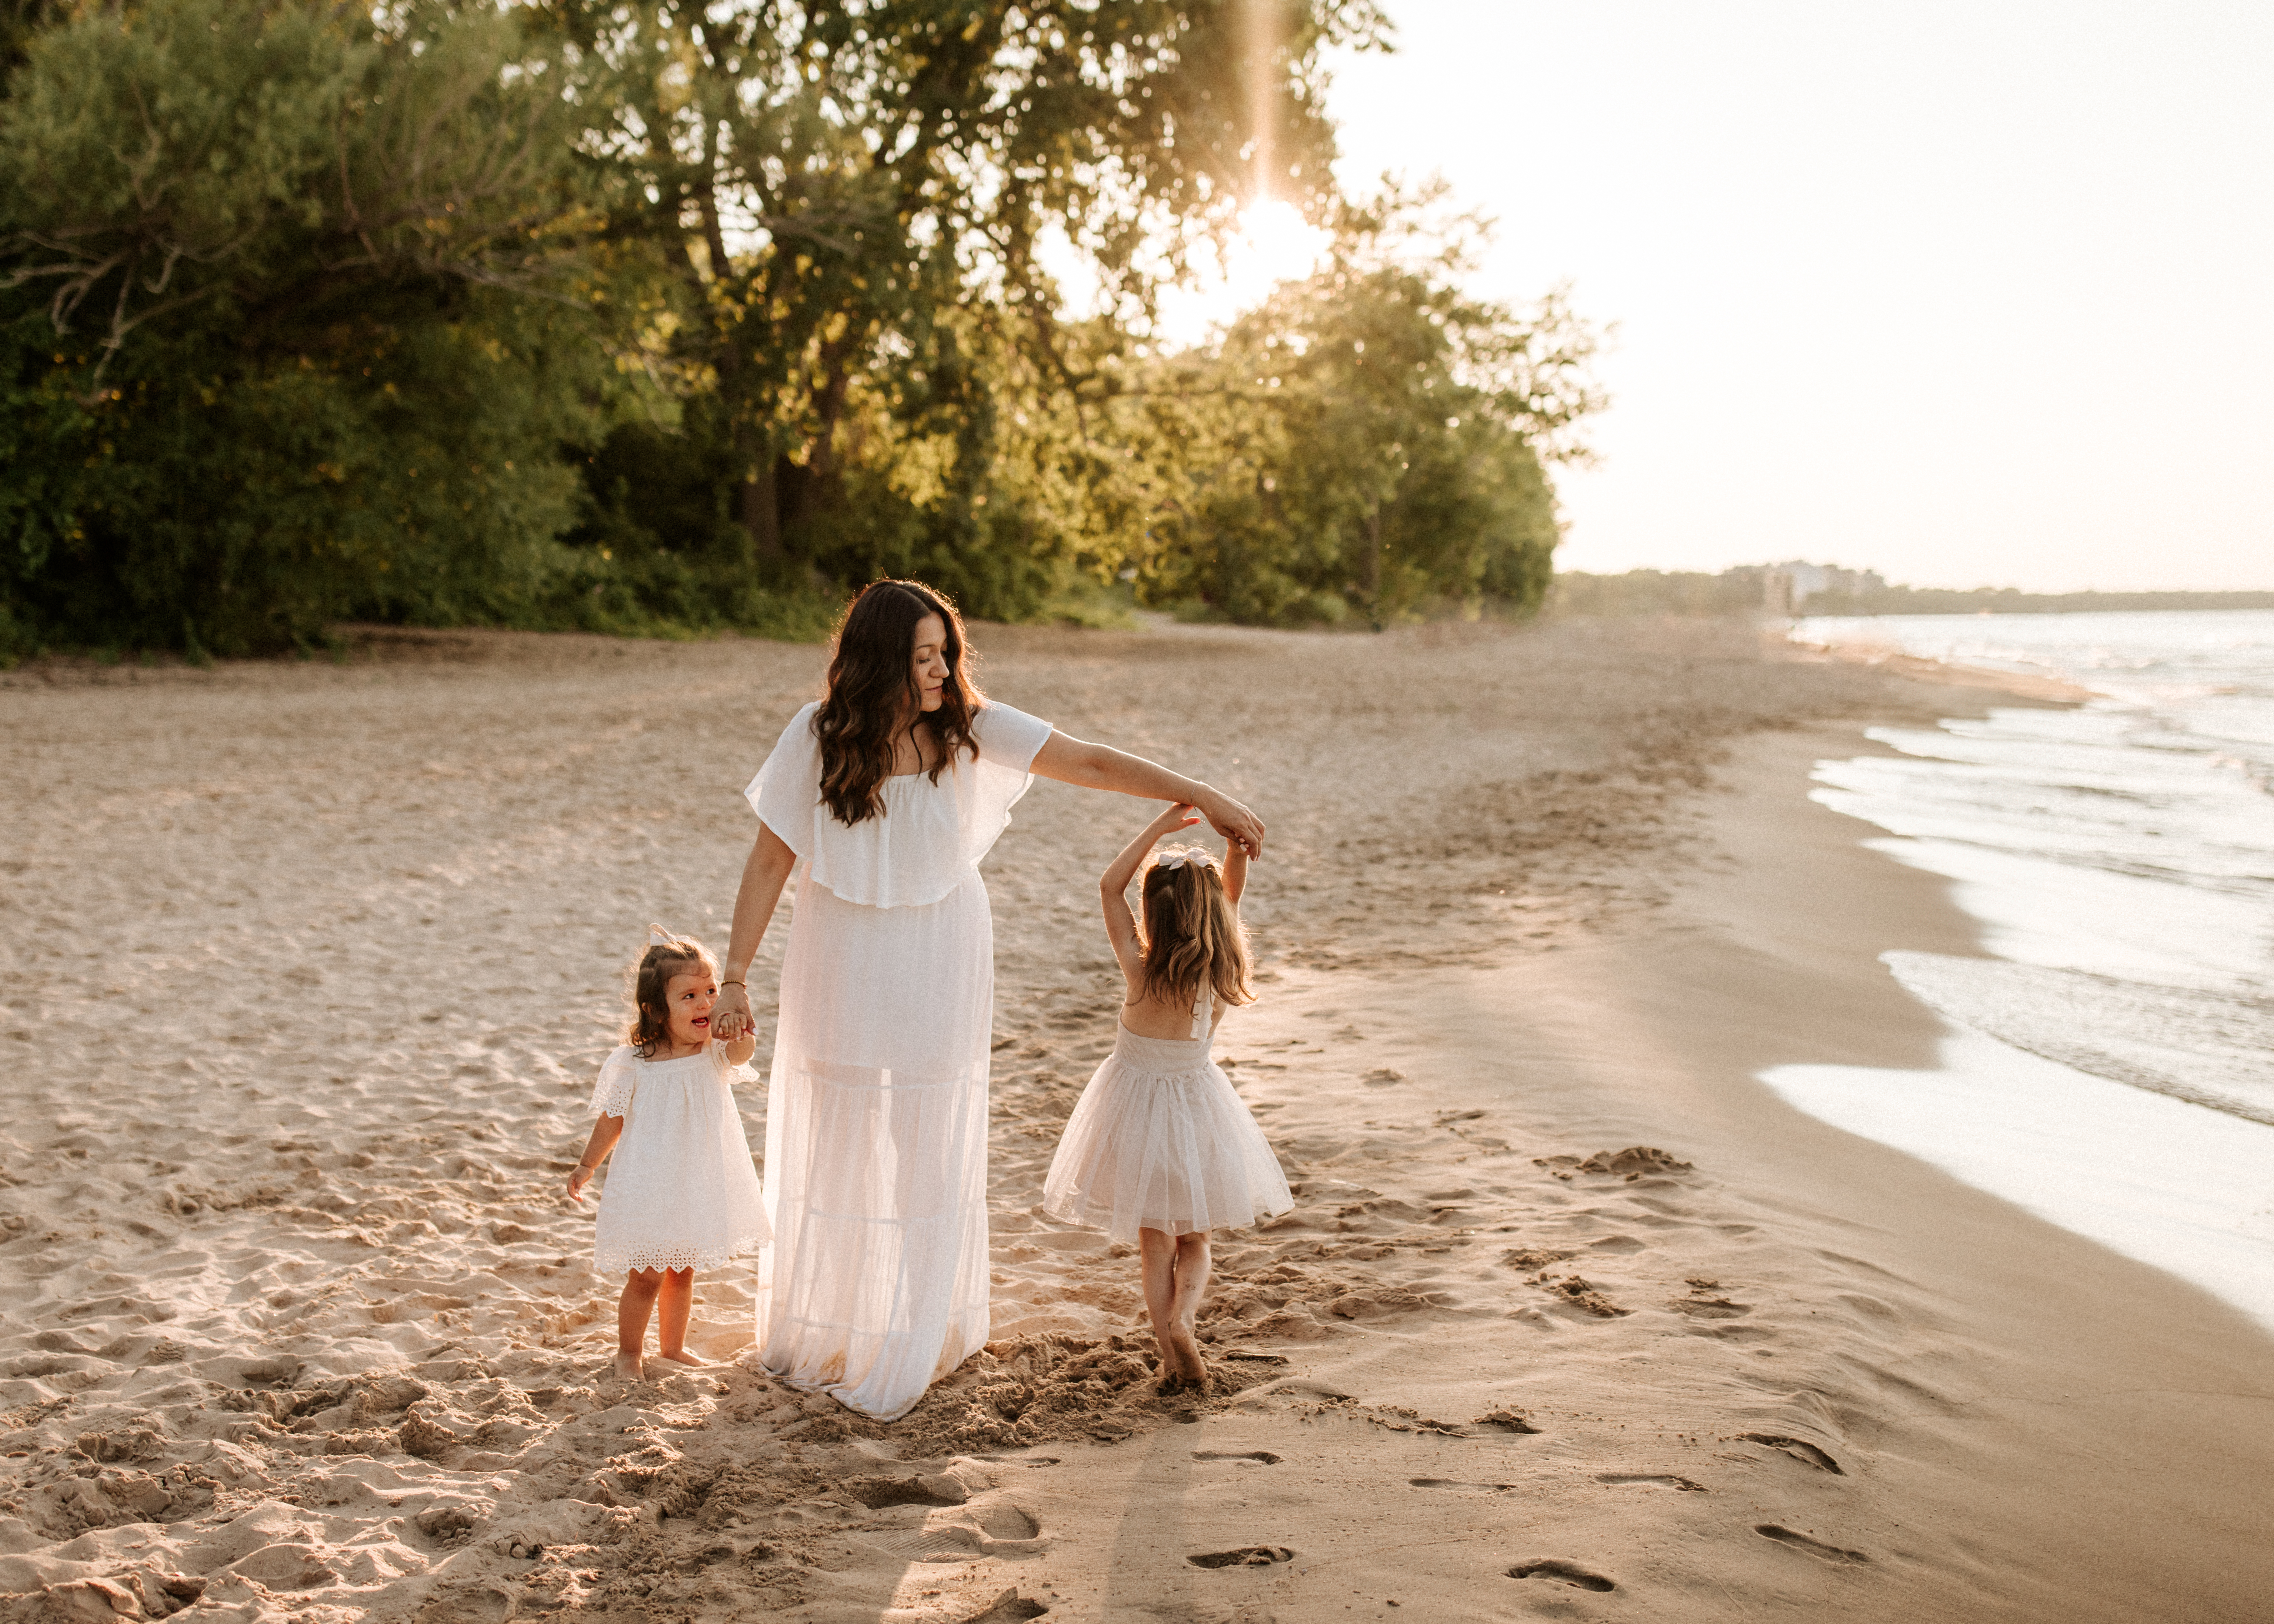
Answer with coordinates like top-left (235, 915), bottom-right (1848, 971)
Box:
top-left (654, 1348), bottom-right (708, 1367)
top-left (612, 1351), bottom-right (645, 1381)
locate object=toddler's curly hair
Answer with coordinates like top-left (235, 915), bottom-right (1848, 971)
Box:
top-left (626, 928), bottom-right (717, 1059)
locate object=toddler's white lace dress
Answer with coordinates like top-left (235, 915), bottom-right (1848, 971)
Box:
top-left (744, 699), bottom-right (1052, 1420)
top-left (588, 1043), bottom-right (769, 1276)
top-left (1042, 984), bottom-right (1292, 1242)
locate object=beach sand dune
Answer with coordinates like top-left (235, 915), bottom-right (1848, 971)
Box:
top-left (1, 619), bottom-right (2266, 1621)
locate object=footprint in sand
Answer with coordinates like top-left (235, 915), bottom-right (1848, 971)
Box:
top-left (972, 1501), bottom-right (1045, 1550)
top-left (1507, 1559), bottom-right (1616, 1592)
top-left (1596, 1472), bottom-right (1706, 1492)
top-left (1193, 1450), bottom-right (1282, 1464)
top-left (1739, 1434), bottom-right (1843, 1474)
top-left (844, 1473), bottom-right (970, 1509)
top-left (1188, 1546), bottom-right (1296, 1569)
top-left (1755, 1525), bottom-right (1870, 1564)
top-left (1474, 1409), bottom-right (1542, 1435)
top-left (1410, 1478), bottom-right (1519, 1492)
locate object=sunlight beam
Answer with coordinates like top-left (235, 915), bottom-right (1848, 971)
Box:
top-left (1243, 0), bottom-right (1278, 204)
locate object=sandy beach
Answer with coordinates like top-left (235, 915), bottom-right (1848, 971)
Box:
top-left (3, 616), bottom-right (2269, 1624)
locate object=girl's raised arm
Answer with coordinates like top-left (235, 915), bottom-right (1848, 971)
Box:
top-left (1223, 836), bottom-right (1248, 907)
top-left (1100, 803), bottom-right (1199, 986)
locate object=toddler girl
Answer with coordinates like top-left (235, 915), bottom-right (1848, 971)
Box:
top-left (1042, 804), bottom-right (1294, 1391)
top-left (568, 928), bottom-right (768, 1380)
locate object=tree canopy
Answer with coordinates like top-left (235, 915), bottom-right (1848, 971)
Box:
top-left (0, 0), bottom-right (1598, 660)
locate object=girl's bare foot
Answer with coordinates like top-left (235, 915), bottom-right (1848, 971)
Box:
top-left (613, 1351), bottom-right (645, 1381)
top-left (1165, 1325), bottom-right (1208, 1389)
top-left (654, 1348), bottom-right (708, 1367)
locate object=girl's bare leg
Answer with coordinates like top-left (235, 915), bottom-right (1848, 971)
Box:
top-left (1168, 1232), bottom-right (1213, 1384)
top-left (617, 1270), bottom-right (664, 1379)
top-left (654, 1268), bottom-right (706, 1365)
top-left (1139, 1229), bottom-right (1182, 1385)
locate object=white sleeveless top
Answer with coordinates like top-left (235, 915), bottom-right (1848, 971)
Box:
top-left (743, 700), bottom-right (1053, 909)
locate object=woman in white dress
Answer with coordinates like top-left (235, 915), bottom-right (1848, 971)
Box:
top-left (708, 579), bottom-right (1265, 1421)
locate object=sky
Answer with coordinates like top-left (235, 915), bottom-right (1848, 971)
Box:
top-left (1303, 1), bottom-right (2273, 592)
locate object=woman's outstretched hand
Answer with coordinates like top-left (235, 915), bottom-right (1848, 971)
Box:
top-left (712, 982), bottom-right (755, 1045)
top-left (1196, 791), bottom-right (1265, 860)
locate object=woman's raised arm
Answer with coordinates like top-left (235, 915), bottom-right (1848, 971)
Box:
top-left (711, 823), bottom-right (797, 1044)
top-left (1030, 731), bottom-right (1266, 859)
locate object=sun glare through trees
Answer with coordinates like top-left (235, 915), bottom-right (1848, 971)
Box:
top-left (0, 0), bottom-right (1600, 658)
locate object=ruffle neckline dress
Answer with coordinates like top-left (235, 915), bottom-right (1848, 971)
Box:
top-left (1041, 982), bottom-right (1293, 1242)
top-left (743, 700), bottom-right (1052, 1421)
top-left (588, 1042), bottom-right (769, 1276)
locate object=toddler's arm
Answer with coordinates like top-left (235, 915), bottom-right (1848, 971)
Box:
top-left (721, 1030), bottom-right (757, 1067)
top-left (1100, 802), bottom-right (1200, 987)
top-left (1224, 836), bottom-right (1248, 907)
top-left (566, 1115), bottom-right (624, 1204)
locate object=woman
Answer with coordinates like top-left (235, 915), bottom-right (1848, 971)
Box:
top-left (709, 579), bottom-right (1264, 1420)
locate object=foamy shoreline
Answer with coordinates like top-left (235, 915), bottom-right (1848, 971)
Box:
top-left (4, 618), bottom-right (2269, 1622)
top-left (1782, 611), bottom-right (2274, 1333)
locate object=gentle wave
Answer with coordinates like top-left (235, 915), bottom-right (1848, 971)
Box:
top-left (1882, 950), bottom-right (2274, 1129)
top-left (1772, 611), bottom-right (2274, 1326)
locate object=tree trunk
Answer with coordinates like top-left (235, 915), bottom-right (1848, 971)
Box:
top-left (1363, 505), bottom-right (1385, 631)
top-left (738, 432), bottom-right (785, 566)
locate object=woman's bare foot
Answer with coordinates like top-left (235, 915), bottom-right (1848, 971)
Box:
top-left (612, 1350), bottom-right (645, 1381)
top-left (654, 1348), bottom-right (708, 1368)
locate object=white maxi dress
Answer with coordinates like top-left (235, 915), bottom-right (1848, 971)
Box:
top-left (743, 700), bottom-right (1052, 1420)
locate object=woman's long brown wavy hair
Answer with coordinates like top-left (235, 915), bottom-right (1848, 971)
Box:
top-left (814, 580), bottom-right (983, 826)
top-left (1137, 851), bottom-right (1255, 1011)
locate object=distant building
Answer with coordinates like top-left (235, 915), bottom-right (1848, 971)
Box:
top-left (1762, 561), bottom-right (1886, 612)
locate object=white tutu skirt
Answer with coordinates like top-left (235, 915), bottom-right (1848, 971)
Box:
top-left (1042, 1025), bottom-right (1293, 1243)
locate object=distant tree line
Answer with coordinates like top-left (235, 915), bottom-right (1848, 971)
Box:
top-left (0, 0), bottom-right (1599, 660)
top-left (1549, 568), bottom-right (1772, 618)
top-left (1553, 568), bottom-right (2274, 619)
top-left (1795, 584), bottom-right (2274, 617)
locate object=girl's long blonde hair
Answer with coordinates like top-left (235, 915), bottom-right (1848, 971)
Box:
top-left (1137, 849), bottom-right (1253, 1010)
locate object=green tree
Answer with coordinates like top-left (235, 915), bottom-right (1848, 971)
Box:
top-left (0, 0), bottom-right (630, 654)
top-left (550, 0), bottom-right (1390, 619)
top-left (1076, 187), bottom-right (1603, 624)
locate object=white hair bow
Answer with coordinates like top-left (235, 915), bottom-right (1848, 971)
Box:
top-left (1151, 848), bottom-right (1217, 872)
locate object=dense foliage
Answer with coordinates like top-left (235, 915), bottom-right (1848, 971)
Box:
top-left (1, 0), bottom-right (1596, 659)
top-left (1090, 192), bottom-right (1599, 625)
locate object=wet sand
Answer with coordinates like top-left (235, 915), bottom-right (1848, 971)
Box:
top-left (1, 616), bottom-right (2267, 1623)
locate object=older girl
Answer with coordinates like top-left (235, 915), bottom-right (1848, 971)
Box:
top-left (1042, 804), bottom-right (1293, 1390)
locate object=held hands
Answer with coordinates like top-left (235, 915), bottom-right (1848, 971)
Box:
top-left (711, 982), bottom-right (755, 1044)
top-left (1194, 790), bottom-right (1265, 860)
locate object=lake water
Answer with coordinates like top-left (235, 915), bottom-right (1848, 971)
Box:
top-left (1767, 611), bottom-right (2274, 1329)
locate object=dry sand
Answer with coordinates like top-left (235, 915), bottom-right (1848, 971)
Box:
top-left (1, 616), bottom-right (2268, 1623)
